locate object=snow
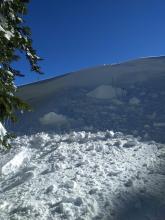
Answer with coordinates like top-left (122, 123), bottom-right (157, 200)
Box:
top-left (0, 122), bottom-right (6, 147)
top-left (0, 122), bottom-right (6, 140)
top-left (1, 148), bottom-right (31, 175)
top-left (129, 97), bottom-right (141, 105)
top-left (87, 85), bottom-right (126, 99)
top-left (17, 56), bottom-right (165, 100)
top-left (0, 24), bottom-right (13, 40)
top-left (39, 112), bottom-right (68, 126)
top-left (1, 56), bottom-right (165, 219)
top-left (0, 131), bottom-right (165, 220)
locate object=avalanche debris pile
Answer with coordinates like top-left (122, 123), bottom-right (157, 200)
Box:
top-left (0, 130), bottom-right (165, 220)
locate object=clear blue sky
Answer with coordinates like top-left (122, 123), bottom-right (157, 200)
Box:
top-left (15, 0), bottom-right (165, 85)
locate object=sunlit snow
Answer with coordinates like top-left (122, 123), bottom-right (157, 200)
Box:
top-left (1, 57), bottom-right (165, 220)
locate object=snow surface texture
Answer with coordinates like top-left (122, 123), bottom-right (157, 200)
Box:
top-left (0, 131), bottom-right (165, 220)
top-left (1, 56), bottom-right (165, 219)
top-left (9, 56), bottom-right (165, 143)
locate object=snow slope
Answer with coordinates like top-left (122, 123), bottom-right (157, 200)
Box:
top-left (18, 56), bottom-right (165, 100)
top-left (10, 56), bottom-right (165, 143)
top-left (1, 56), bottom-right (165, 219)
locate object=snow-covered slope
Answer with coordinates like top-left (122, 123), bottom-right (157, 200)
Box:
top-left (18, 56), bottom-right (165, 99)
top-left (10, 56), bottom-right (165, 143)
top-left (1, 56), bottom-right (165, 220)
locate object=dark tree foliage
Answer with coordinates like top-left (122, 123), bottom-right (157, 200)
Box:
top-left (0, 0), bottom-right (42, 147)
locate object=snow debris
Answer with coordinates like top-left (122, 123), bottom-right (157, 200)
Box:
top-left (1, 56), bottom-right (165, 219)
top-left (0, 130), bottom-right (164, 220)
top-left (39, 112), bottom-right (68, 126)
top-left (87, 85), bottom-right (126, 99)
top-left (123, 140), bottom-right (137, 148)
top-left (124, 179), bottom-right (133, 187)
top-left (105, 130), bottom-right (115, 138)
top-left (1, 148), bottom-right (31, 175)
top-left (129, 97), bottom-right (141, 105)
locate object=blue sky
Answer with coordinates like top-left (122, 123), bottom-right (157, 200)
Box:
top-left (15, 0), bottom-right (165, 85)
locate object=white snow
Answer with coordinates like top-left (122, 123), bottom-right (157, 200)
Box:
top-left (0, 122), bottom-right (6, 148)
top-left (0, 122), bottom-right (6, 140)
top-left (1, 148), bottom-right (31, 175)
top-left (17, 56), bottom-right (165, 100)
top-left (39, 112), bottom-right (68, 126)
top-left (1, 56), bottom-right (165, 219)
top-left (0, 131), bottom-right (164, 220)
top-left (87, 85), bottom-right (125, 99)
top-left (129, 97), bottom-right (141, 105)
top-left (0, 24), bottom-right (13, 40)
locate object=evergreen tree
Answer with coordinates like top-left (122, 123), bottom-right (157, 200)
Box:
top-left (0, 0), bottom-right (42, 147)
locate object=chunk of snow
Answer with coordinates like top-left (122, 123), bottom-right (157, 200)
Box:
top-left (105, 130), bottom-right (115, 138)
top-left (39, 112), bottom-right (68, 126)
top-left (63, 180), bottom-right (77, 189)
top-left (87, 85), bottom-right (126, 99)
top-left (123, 140), bottom-right (137, 148)
top-left (129, 97), bottom-right (141, 105)
top-left (1, 149), bottom-right (31, 175)
top-left (124, 179), bottom-right (133, 187)
top-left (0, 122), bottom-right (6, 144)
